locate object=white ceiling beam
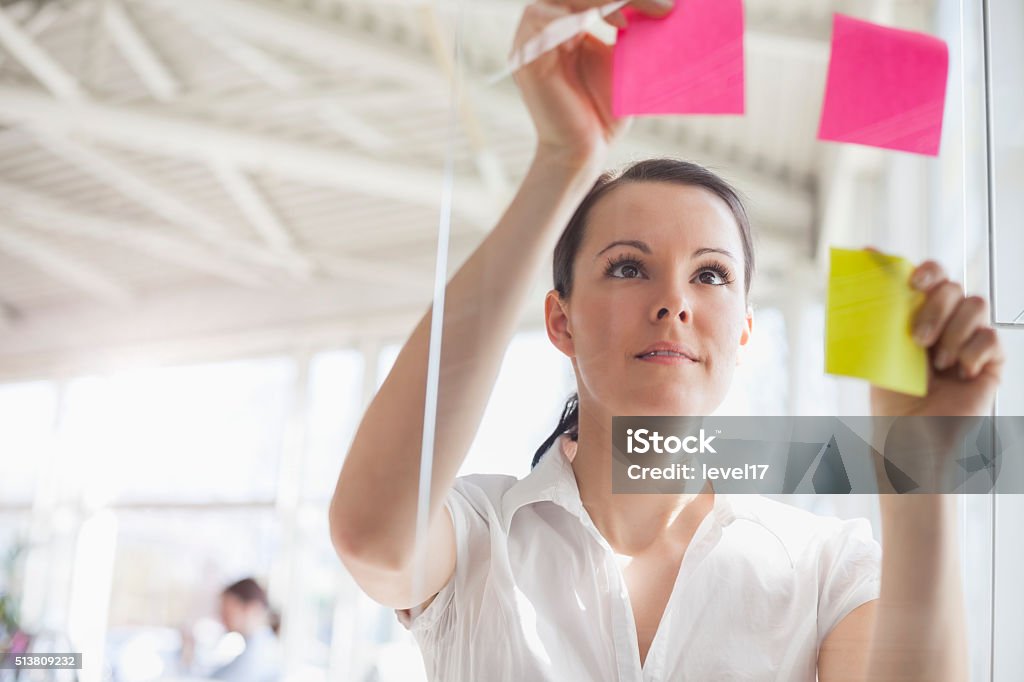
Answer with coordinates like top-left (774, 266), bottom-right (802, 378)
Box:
top-left (312, 253), bottom-right (433, 290)
top-left (102, 0), bottom-right (181, 101)
top-left (153, 1), bottom-right (393, 152)
top-left (210, 159), bottom-right (307, 260)
top-left (147, 0), bottom-right (446, 88)
top-left (34, 132), bottom-right (231, 241)
top-left (0, 223), bottom-right (133, 306)
top-left (31, 132), bottom-right (315, 280)
top-left (1, 0), bottom-right (36, 24)
top-left (314, 105), bottom-right (394, 152)
top-left (0, 180), bottom-right (433, 291)
top-left (353, 0), bottom-right (830, 63)
top-left (151, 0), bottom-right (809, 229)
top-left (0, 5), bottom-right (82, 100)
top-left (0, 284), bottom-right (429, 382)
top-left (0, 0), bottom-right (63, 67)
top-left (174, 86), bottom-right (435, 116)
top-left (0, 299), bottom-right (18, 330)
top-left (0, 85), bottom-right (495, 227)
top-left (169, 11), bottom-right (302, 90)
top-left (167, 0), bottom-right (830, 110)
top-left (0, 181), bottom-right (269, 289)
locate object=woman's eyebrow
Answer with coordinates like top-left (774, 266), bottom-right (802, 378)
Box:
top-left (595, 239), bottom-right (651, 259)
top-left (594, 241), bottom-right (737, 263)
top-left (693, 247), bottom-right (738, 263)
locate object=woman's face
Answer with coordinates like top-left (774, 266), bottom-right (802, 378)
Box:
top-left (219, 593), bottom-right (247, 633)
top-left (545, 181), bottom-right (753, 418)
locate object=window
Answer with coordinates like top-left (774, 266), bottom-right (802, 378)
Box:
top-left (59, 359), bottom-right (294, 506)
top-left (304, 350), bottom-right (364, 503)
top-left (0, 381), bottom-right (57, 505)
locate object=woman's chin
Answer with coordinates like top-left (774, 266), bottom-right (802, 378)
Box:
top-left (614, 391), bottom-right (707, 416)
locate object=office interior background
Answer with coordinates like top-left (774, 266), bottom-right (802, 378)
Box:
top-left (0, 0), bottom-right (1021, 679)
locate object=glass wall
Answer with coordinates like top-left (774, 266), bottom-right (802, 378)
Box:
top-left (985, 0), bottom-right (1024, 675)
top-left (0, 0), bottom-right (1021, 680)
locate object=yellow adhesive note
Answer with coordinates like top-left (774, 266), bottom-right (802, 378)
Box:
top-left (826, 247), bottom-right (927, 396)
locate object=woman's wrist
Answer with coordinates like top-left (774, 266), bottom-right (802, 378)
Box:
top-left (533, 142), bottom-right (606, 180)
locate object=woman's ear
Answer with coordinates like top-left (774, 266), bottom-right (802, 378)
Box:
top-left (545, 290), bottom-right (575, 358)
top-left (741, 305), bottom-right (753, 345)
top-left (736, 305), bottom-right (753, 365)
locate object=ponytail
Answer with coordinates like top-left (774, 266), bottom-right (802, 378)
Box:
top-left (531, 393), bottom-right (579, 468)
top-left (268, 610), bottom-right (281, 637)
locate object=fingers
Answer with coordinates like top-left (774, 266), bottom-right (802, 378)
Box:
top-left (513, 2), bottom-right (570, 55)
top-left (512, 1), bottom-right (575, 80)
top-left (911, 273), bottom-right (961, 347)
top-left (604, 9), bottom-right (628, 29)
top-left (515, 0), bottom-right (672, 60)
top-left (559, 32), bottom-right (586, 55)
top-left (932, 295), bottom-right (987, 371)
top-left (909, 259), bottom-right (946, 291)
top-left (630, 0), bottom-right (675, 14)
top-left (909, 260), bottom-right (957, 351)
top-left (578, 33), bottom-right (619, 130)
top-left (555, 0), bottom-right (674, 18)
top-left (909, 259), bottom-right (1003, 379)
top-left (958, 327), bottom-right (1005, 379)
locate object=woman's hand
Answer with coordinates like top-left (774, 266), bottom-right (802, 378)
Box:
top-left (511, 0), bottom-right (673, 168)
top-left (870, 260), bottom-right (1005, 418)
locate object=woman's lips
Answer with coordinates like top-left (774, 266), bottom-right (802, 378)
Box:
top-left (636, 354), bottom-right (699, 366)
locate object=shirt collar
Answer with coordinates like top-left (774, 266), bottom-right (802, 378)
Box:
top-left (501, 437), bottom-right (583, 533)
top-left (245, 625), bottom-right (275, 642)
top-left (501, 436), bottom-right (738, 535)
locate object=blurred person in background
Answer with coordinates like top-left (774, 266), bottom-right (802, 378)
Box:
top-left (210, 578), bottom-right (282, 682)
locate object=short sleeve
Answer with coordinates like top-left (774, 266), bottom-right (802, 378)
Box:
top-left (816, 517), bottom-right (882, 644)
top-left (394, 477), bottom-right (490, 634)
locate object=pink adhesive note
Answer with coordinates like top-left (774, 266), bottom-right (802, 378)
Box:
top-left (818, 14), bottom-right (949, 156)
top-left (612, 0), bottom-right (744, 117)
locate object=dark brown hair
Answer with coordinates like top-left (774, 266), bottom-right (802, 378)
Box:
top-left (532, 158), bottom-right (755, 468)
top-left (223, 577), bottom-right (280, 635)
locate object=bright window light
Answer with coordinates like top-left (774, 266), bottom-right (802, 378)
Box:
top-left (59, 359), bottom-right (295, 506)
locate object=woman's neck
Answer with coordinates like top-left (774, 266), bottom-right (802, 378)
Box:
top-left (569, 409), bottom-right (713, 555)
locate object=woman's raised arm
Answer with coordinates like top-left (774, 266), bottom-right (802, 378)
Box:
top-left (328, 0), bottom-right (672, 609)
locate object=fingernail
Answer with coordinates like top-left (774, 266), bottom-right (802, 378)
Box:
top-left (915, 323), bottom-right (933, 346)
top-left (911, 271), bottom-right (930, 290)
top-left (653, 0), bottom-right (674, 7)
top-left (934, 349), bottom-right (952, 370)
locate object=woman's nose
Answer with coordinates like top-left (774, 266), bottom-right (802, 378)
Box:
top-left (654, 297), bottom-right (691, 323)
top-left (653, 278), bottom-right (692, 323)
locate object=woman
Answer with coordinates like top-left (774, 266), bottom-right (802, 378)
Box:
top-left (329, 1), bottom-right (1004, 680)
top-left (211, 578), bottom-right (282, 682)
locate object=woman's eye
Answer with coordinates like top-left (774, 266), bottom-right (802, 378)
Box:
top-left (607, 260), bottom-right (645, 279)
top-left (616, 263), bottom-right (641, 278)
top-left (697, 268), bottom-right (727, 285)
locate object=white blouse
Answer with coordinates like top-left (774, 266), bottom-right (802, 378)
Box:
top-left (397, 438), bottom-right (881, 681)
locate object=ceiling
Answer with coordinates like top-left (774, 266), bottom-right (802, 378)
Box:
top-left (0, 0), bottom-right (936, 377)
